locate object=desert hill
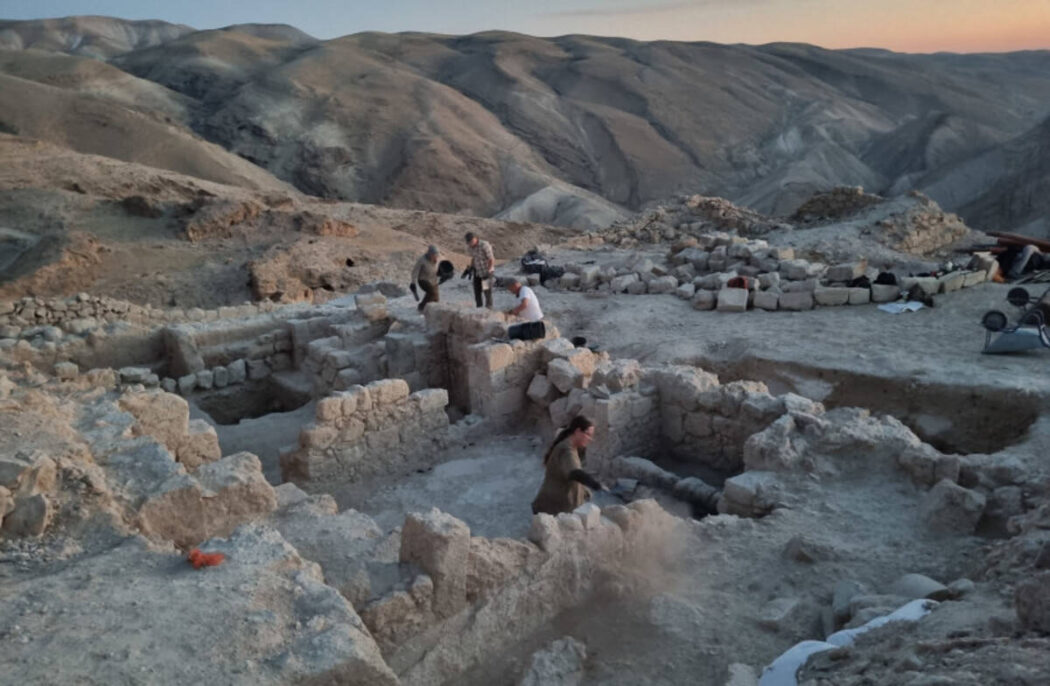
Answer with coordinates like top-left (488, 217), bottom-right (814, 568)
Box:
top-left (3, 16), bottom-right (1050, 233)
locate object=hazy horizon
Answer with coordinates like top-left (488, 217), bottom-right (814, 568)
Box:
top-left (3, 0), bottom-right (1050, 54)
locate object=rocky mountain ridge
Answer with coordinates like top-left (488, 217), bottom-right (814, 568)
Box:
top-left (2, 16), bottom-right (1049, 235)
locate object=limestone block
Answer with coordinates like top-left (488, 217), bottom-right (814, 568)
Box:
top-left (718, 471), bottom-right (780, 517)
top-left (692, 290), bottom-right (716, 311)
top-left (541, 337), bottom-right (576, 362)
top-left (832, 580), bottom-right (868, 624)
top-left (676, 283), bottom-right (696, 300)
top-left (210, 366), bottom-right (228, 388)
top-left (626, 279), bottom-right (648, 295)
top-left (579, 265), bottom-right (601, 289)
top-left (778, 291), bottom-right (814, 311)
top-left (367, 378), bottom-right (410, 405)
top-left (825, 260), bottom-right (867, 282)
top-left (195, 369), bottom-right (213, 390)
top-left (871, 283), bottom-right (900, 303)
top-left (548, 396), bottom-right (571, 427)
top-left (592, 359), bottom-right (641, 391)
top-left (919, 479), bottom-right (986, 533)
top-left (778, 278), bottom-right (815, 295)
top-left (610, 273), bottom-right (639, 293)
top-left (847, 287), bottom-right (871, 305)
top-left (1, 494), bottom-right (50, 537)
top-left (354, 292), bottom-right (388, 321)
top-left (779, 259), bottom-right (811, 281)
top-left (813, 287), bottom-right (850, 307)
top-left (758, 272), bottom-right (781, 290)
top-left (648, 275), bottom-right (679, 294)
top-left (753, 290), bottom-right (779, 311)
top-left (528, 513), bottom-right (561, 552)
top-left (565, 347), bottom-right (597, 378)
top-left (177, 374), bottom-right (196, 395)
top-left (400, 508), bottom-right (470, 618)
top-left (717, 288), bottom-right (749, 312)
top-left (316, 396), bottom-right (343, 422)
top-left (962, 270), bottom-right (986, 287)
top-left (175, 419), bottom-right (222, 470)
top-left (119, 390), bottom-right (190, 454)
top-left (937, 271), bottom-right (966, 293)
top-left (573, 503), bottom-right (602, 529)
top-left (547, 358), bottom-right (584, 394)
top-left (227, 358), bottom-right (247, 384)
top-left (527, 374), bottom-right (558, 407)
top-left (414, 388), bottom-right (449, 412)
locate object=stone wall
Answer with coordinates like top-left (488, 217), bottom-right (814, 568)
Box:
top-left (281, 378), bottom-right (450, 485)
top-left (358, 501), bottom-right (681, 686)
top-left (423, 303), bottom-right (555, 421)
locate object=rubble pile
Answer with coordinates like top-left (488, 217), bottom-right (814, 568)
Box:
top-left (869, 191), bottom-right (973, 255)
top-left (547, 231), bottom-right (997, 313)
top-left (791, 186), bottom-right (885, 223)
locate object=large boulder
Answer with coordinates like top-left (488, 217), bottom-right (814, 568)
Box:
top-left (400, 508), bottom-right (471, 618)
top-left (919, 479), bottom-right (986, 534)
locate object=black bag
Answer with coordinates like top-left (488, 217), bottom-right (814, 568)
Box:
top-left (874, 272), bottom-right (898, 286)
top-left (508, 321), bottom-right (546, 341)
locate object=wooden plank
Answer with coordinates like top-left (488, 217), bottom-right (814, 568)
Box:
top-left (988, 232), bottom-right (1050, 252)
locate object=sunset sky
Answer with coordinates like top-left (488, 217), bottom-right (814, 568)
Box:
top-left (5, 0), bottom-right (1050, 53)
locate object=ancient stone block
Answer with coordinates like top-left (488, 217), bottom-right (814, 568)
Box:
top-left (778, 291), bottom-right (814, 311)
top-left (119, 390), bottom-right (190, 454)
top-left (400, 508), bottom-right (470, 618)
top-left (826, 260), bottom-right (867, 282)
top-left (227, 359), bottom-right (247, 384)
top-left (547, 358), bottom-right (583, 394)
top-left (175, 419), bottom-right (222, 470)
top-left (813, 287), bottom-right (850, 307)
top-left (847, 287), bottom-right (871, 305)
top-left (871, 283), bottom-right (900, 303)
top-left (753, 290), bottom-right (779, 311)
top-left (692, 290), bottom-right (716, 311)
top-left (1, 494), bottom-right (50, 537)
top-left (527, 374), bottom-right (558, 407)
top-left (717, 288), bottom-right (749, 312)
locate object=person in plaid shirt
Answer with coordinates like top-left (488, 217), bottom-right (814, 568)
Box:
top-left (463, 232), bottom-right (495, 308)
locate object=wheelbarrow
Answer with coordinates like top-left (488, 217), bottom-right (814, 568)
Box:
top-left (981, 287), bottom-right (1050, 354)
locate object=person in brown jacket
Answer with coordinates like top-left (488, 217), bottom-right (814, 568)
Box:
top-left (531, 415), bottom-right (604, 515)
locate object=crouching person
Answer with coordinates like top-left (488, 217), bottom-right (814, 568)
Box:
top-left (410, 245), bottom-right (441, 313)
top-left (532, 416), bottom-right (605, 515)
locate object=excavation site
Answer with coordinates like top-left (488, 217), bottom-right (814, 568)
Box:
top-left (3, 12), bottom-right (1050, 686)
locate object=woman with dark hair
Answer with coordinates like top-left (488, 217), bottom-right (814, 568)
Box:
top-left (531, 416), bottom-right (605, 515)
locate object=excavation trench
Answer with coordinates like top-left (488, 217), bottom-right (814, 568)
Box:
top-left (690, 356), bottom-right (1040, 456)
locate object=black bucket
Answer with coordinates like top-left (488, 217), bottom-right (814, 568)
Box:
top-left (571, 336), bottom-right (587, 348)
top-left (437, 260), bottom-right (454, 283)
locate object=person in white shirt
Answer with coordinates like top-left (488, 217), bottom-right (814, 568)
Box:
top-left (506, 279), bottom-right (543, 322)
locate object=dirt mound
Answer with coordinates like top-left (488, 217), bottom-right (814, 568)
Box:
top-left (0, 232), bottom-right (104, 299)
top-left (248, 238), bottom-right (361, 303)
top-left (791, 186), bottom-right (886, 223)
